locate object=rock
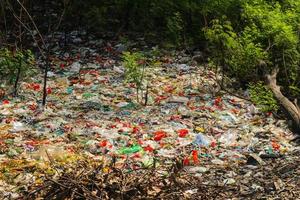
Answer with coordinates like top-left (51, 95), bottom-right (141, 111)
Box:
top-left (168, 96), bottom-right (189, 104)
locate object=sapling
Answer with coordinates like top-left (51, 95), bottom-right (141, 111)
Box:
top-left (122, 51), bottom-right (146, 103)
top-left (0, 48), bottom-right (35, 96)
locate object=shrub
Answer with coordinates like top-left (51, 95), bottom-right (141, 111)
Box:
top-left (0, 48), bottom-right (36, 95)
top-left (249, 82), bottom-right (279, 113)
top-left (205, 0), bottom-right (299, 97)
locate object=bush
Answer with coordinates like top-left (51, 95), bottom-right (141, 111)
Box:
top-left (0, 48), bottom-right (36, 95)
top-left (249, 82), bottom-right (279, 113)
top-left (204, 0), bottom-right (300, 97)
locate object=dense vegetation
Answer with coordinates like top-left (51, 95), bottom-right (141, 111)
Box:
top-left (0, 0), bottom-right (299, 129)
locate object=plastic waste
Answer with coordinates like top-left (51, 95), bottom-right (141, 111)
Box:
top-left (66, 87), bottom-right (73, 94)
top-left (153, 131), bottom-right (167, 141)
top-left (219, 130), bottom-right (237, 146)
top-left (70, 62), bottom-right (81, 73)
top-left (187, 166), bottom-right (207, 173)
top-left (116, 102), bottom-right (129, 108)
top-left (177, 64), bottom-right (190, 71)
top-left (192, 150), bottom-right (199, 164)
top-left (168, 96), bottom-right (189, 104)
top-left (223, 178), bottom-right (236, 185)
top-left (219, 113), bottom-right (238, 124)
top-left (12, 122), bottom-right (25, 132)
top-left (82, 93), bottom-right (95, 99)
top-left (193, 133), bottom-right (210, 147)
top-left (113, 66), bottom-right (125, 74)
top-left (157, 149), bottom-right (176, 158)
top-left (177, 129), bottom-right (189, 137)
top-left (117, 145), bottom-right (142, 155)
top-left (211, 158), bottom-right (225, 165)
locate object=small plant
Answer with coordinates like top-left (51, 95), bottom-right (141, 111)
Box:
top-left (0, 48), bottom-right (36, 96)
top-left (249, 81), bottom-right (279, 113)
top-left (122, 51), bottom-right (146, 103)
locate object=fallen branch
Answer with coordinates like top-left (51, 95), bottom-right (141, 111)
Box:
top-left (266, 67), bottom-right (300, 131)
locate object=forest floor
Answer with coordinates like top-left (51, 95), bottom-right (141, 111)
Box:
top-left (0, 33), bottom-right (299, 199)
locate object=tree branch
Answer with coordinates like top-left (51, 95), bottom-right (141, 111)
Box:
top-left (267, 67), bottom-right (300, 131)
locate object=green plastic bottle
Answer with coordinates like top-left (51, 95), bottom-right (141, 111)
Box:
top-left (117, 145), bottom-right (142, 155)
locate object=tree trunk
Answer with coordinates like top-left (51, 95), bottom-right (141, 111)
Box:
top-left (266, 67), bottom-right (300, 132)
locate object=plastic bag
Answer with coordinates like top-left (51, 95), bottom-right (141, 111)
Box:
top-left (193, 133), bottom-right (210, 147)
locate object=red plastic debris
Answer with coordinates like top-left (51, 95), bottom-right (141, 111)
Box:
top-left (214, 96), bottom-right (222, 107)
top-left (60, 63), bottom-right (65, 69)
top-left (178, 129), bottom-right (189, 138)
top-left (46, 87), bottom-right (52, 94)
top-left (2, 100), bottom-right (10, 105)
top-left (231, 109), bottom-right (239, 114)
top-left (192, 150), bottom-right (199, 164)
top-left (210, 141), bottom-right (217, 148)
top-left (33, 83), bottom-right (41, 91)
top-left (272, 141), bottom-right (280, 151)
top-left (132, 126), bottom-right (139, 134)
top-left (144, 145), bottom-right (154, 152)
top-left (266, 112), bottom-right (272, 117)
top-left (154, 130), bottom-right (167, 141)
top-left (183, 157), bottom-right (190, 166)
top-left (170, 115), bottom-right (181, 121)
top-left (155, 95), bottom-right (168, 103)
top-left (138, 139), bottom-right (143, 145)
top-left (28, 104), bottom-right (37, 111)
top-left (131, 153), bottom-right (141, 159)
top-left (99, 140), bottom-right (108, 147)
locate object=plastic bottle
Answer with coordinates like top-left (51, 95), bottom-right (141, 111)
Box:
top-left (117, 145), bottom-right (142, 154)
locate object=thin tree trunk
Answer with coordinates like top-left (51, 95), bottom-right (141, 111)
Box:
top-left (14, 60), bottom-right (21, 96)
top-left (42, 52), bottom-right (49, 106)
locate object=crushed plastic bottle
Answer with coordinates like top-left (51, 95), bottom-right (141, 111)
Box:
top-left (117, 145), bottom-right (142, 155)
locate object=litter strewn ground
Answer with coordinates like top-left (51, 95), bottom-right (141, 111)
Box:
top-left (0, 34), bottom-right (299, 199)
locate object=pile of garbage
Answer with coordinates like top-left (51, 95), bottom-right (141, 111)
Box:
top-left (0, 33), bottom-right (299, 199)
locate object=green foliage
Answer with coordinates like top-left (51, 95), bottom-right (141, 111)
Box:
top-left (249, 82), bottom-right (279, 112)
top-left (205, 18), bottom-right (267, 81)
top-left (204, 18), bottom-right (238, 67)
top-left (122, 52), bottom-right (145, 89)
top-left (122, 51), bottom-right (146, 103)
top-left (166, 12), bottom-right (185, 46)
top-left (204, 0), bottom-right (300, 98)
top-left (0, 48), bottom-right (36, 89)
